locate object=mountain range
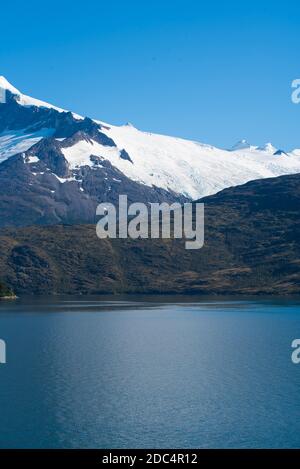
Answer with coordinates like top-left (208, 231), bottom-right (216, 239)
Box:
top-left (0, 76), bottom-right (300, 296)
top-left (1, 76), bottom-right (300, 227)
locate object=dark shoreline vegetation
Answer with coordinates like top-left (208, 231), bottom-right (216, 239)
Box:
top-left (0, 172), bottom-right (299, 296)
top-left (0, 281), bottom-right (15, 299)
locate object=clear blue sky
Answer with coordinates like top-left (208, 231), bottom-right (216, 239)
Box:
top-left (1, 0), bottom-right (300, 149)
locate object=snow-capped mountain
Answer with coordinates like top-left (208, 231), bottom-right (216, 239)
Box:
top-left (229, 139), bottom-right (252, 151)
top-left (1, 76), bottom-right (300, 227)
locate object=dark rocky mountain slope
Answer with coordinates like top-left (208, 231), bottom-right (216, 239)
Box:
top-left (0, 172), bottom-right (299, 295)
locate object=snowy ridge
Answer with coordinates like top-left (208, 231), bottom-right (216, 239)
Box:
top-left (0, 76), bottom-right (82, 119)
top-left (1, 76), bottom-right (300, 200)
top-left (62, 123), bottom-right (300, 199)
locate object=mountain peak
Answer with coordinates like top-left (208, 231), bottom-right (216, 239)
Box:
top-left (0, 76), bottom-right (20, 95)
top-left (124, 122), bottom-right (136, 128)
top-left (0, 76), bottom-right (73, 115)
top-left (257, 142), bottom-right (277, 153)
top-left (230, 139), bottom-right (251, 151)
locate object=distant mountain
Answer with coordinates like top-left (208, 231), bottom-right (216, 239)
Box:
top-left (257, 142), bottom-right (277, 153)
top-left (230, 139), bottom-right (252, 151)
top-left (1, 77), bottom-right (300, 227)
top-left (274, 149), bottom-right (288, 156)
top-left (1, 172), bottom-right (300, 295)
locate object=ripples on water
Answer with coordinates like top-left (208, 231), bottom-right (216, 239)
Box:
top-left (0, 296), bottom-right (300, 448)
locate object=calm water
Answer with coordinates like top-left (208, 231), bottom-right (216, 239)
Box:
top-left (0, 296), bottom-right (300, 448)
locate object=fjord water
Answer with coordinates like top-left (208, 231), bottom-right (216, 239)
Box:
top-left (0, 297), bottom-right (300, 449)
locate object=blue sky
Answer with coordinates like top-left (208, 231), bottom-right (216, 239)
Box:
top-left (1, 0), bottom-right (300, 149)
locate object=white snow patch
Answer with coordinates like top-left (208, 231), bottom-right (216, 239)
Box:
top-left (61, 139), bottom-right (120, 169)
top-left (51, 173), bottom-right (77, 183)
top-left (27, 155), bottom-right (39, 163)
